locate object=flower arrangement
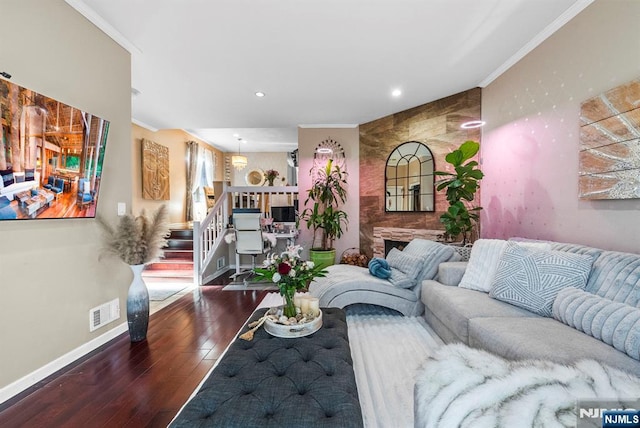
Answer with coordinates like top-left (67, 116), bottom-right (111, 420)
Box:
top-left (264, 169), bottom-right (279, 186)
top-left (98, 205), bottom-right (170, 265)
top-left (253, 245), bottom-right (328, 317)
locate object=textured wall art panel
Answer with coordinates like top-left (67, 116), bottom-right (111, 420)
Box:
top-left (142, 138), bottom-right (170, 200)
top-left (579, 79), bottom-right (640, 200)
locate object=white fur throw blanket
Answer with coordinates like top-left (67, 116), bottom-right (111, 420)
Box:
top-left (415, 344), bottom-right (640, 428)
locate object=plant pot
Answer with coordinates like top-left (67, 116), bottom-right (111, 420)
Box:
top-left (310, 249), bottom-right (336, 270)
top-left (127, 264), bottom-right (149, 342)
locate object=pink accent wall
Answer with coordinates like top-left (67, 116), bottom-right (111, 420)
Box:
top-left (481, 0), bottom-right (640, 253)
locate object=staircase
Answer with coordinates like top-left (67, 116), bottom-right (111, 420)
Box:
top-left (143, 228), bottom-right (194, 280)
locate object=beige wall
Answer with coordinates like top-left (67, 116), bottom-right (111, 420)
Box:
top-left (132, 126), bottom-right (224, 224)
top-left (0, 0), bottom-right (131, 390)
top-left (481, 0), bottom-right (640, 253)
top-left (228, 152), bottom-right (289, 186)
top-left (298, 127), bottom-right (360, 262)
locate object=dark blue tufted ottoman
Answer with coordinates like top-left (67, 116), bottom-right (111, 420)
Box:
top-left (171, 307), bottom-right (363, 427)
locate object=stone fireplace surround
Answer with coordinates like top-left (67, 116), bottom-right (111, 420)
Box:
top-left (373, 227), bottom-right (442, 258)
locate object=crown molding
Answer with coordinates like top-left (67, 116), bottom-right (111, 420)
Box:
top-left (65, 0), bottom-right (142, 55)
top-left (479, 0), bottom-right (595, 87)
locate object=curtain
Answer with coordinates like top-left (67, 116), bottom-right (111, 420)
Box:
top-left (204, 149), bottom-right (214, 187)
top-left (185, 140), bottom-right (199, 221)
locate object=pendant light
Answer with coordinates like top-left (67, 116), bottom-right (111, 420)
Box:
top-left (231, 138), bottom-right (247, 171)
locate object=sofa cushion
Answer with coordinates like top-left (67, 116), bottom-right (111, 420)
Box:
top-left (402, 239), bottom-right (459, 282)
top-left (549, 241), bottom-right (604, 259)
top-left (468, 317), bottom-right (640, 374)
top-left (553, 287), bottom-right (640, 360)
top-left (489, 242), bottom-right (593, 317)
top-left (386, 248), bottom-right (422, 288)
top-left (437, 261), bottom-right (468, 287)
top-left (422, 280), bottom-right (538, 344)
top-left (585, 250), bottom-right (640, 307)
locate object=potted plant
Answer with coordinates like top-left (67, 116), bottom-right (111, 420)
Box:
top-left (98, 205), bottom-right (169, 342)
top-left (300, 159), bottom-right (348, 268)
top-left (434, 140), bottom-right (484, 246)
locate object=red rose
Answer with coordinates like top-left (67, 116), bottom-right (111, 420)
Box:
top-left (278, 262), bottom-right (291, 275)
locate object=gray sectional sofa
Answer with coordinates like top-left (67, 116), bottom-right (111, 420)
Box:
top-left (422, 240), bottom-right (640, 374)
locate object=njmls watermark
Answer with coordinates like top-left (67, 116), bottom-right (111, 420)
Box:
top-left (577, 400), bottom-right (640, 428)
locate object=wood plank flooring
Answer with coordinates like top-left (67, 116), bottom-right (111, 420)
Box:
top-left (0, 286), bottom-right (269, 427)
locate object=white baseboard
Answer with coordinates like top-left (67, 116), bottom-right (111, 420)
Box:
top-left (0, 322), bottom-right (128, 405)
top-left (201, 266), bottom-right (230, 285)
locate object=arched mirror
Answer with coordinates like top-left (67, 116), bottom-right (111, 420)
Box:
top-left (385, 141), bottom-right (435, 212)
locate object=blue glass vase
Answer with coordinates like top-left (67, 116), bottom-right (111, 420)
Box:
top-left (127, 264), bottom-right (149, 342)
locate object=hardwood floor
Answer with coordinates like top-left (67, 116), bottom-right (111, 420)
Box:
top-left (0, 286), bottom-right (269, 427)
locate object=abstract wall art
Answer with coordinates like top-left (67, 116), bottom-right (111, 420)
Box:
top-left (579, 78), bottom-right (640, 199)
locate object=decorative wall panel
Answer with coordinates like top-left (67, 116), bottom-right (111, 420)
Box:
top-left (359, 88), bottom-right (481, 257)
top-left (579, 79), bottom-right (640, 199)
top-left (142, 138), bottom-right (170, 200)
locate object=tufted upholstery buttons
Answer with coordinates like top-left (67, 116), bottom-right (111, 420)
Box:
top-left (172, 307), bottom-right (363, 427)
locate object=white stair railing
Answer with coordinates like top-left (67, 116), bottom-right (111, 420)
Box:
top-left (193, 185), bottom-right (299, 285)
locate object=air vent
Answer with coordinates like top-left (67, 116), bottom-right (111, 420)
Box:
top-left (89, 299), bottom-right (120, 332)
top-left (217, 256), bottom-right (226, 269)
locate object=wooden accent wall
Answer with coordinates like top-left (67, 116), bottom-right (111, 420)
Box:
top-left (359, 88), bottom-right (481, 257)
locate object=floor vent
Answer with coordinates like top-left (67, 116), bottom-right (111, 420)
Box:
top-left (89, 298), bottom-right (120, 332)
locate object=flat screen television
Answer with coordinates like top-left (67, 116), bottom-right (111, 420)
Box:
top-left (271, 206), bottom-right (296, 223)
top-left (0, 77), bottom-right (109, 221)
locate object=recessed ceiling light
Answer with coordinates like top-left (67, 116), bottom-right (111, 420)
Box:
top-left (460, 120), bottom-right (486, 129)
top-left (391, 89), bottom-right (402, 97)
top-left (255, 91), bottom-right (265, 97)
top-left (233, 133), bottom-right (239, 138)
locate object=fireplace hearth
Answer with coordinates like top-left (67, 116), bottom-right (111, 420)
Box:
top-left (372, 227), bottom-right (441, 258)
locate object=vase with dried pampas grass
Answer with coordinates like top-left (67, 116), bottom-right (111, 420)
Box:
top-left (98, 204), bottom-right (170, 342)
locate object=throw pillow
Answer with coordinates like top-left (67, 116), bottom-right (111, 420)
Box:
top-left (388, 268), bottom-right (416, 289)
top-left (459, 240), bottom-right (552, 293)
top-left (386, 248), bottom-right (423, 288)
top-left (15, 174), bottom-right (25, 183)
top-left (386, 248), bottom-right (423, 278)
top-left (458, 239), bottom-right (508, 292)
top-left (368, 257), bottom-right (391, 279)
top-left (1, 169), bottom-right (14, 187)
top-left (402, 239), bottom-right (457, 282)
top-left (24, 168), bottom-right (35, 181)
top-left (489, 242), bottom-right (593, 317)
top-left (553, 287), bottom-right (640, 361)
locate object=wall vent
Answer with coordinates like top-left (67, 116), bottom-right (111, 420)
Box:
top-left (217, 257), bottom-right (225, 269)
top-left (89, 298), bottom-right (120, 332)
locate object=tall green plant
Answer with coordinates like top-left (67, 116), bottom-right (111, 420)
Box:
top-left (434, 140), bottom-right (484, 245)
top-left (300, 159), bottom-right (349, 250)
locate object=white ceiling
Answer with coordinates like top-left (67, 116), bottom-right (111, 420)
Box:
top-left (67, 0), bottom-right (592, 153)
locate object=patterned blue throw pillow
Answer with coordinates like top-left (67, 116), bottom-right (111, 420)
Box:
top-left (489, 242), bottom-right (594, 317)
top-left (0, 169), bottom-right (14, 187)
